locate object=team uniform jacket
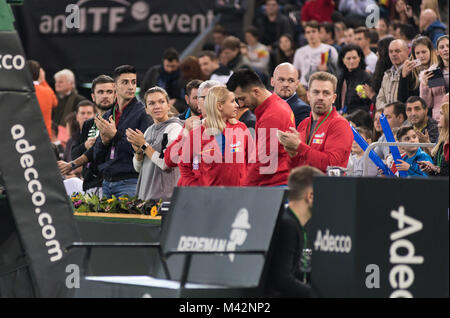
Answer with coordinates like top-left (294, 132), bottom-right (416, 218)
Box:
top-left (245, 93), bottom-right (296, 186)
top-left (289, 107), bottom-right (353, 172)
top-left (178, 121), bottom-right (253, 186)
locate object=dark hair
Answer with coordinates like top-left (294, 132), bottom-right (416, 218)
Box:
top-left (185, 79), bottom-right (203, 97)
top-left (227, 68), bottom-right (265, 92)
top-left (399, 24), bottom-right (418, 41)
top-left (51, 121), bottom-right (59, 136)
top-left (437, 35), bottom-right (449, 69)
top-left (212, 24), bottom-right (227, 35)
top-left (369, 29), bottom-right (379, 45)
top-left (305, 20), bottom-right (320, 31)
top-left (75, 100), bottom-right (95, 113)
top-left (355, 126), bottom-right (373, 142)
top-left (27, 60), bottom-right (40, 81)
top-left (163, 47), bottom-right (179, 62)
top-left (354, 26), bottom-right (370, 39)
top-left (338, 44), bottom-right (367, 72)
top-left (244, 26), bottom-right (259, 40)
top-left (64, 112), bottom-right (79, 137)
top-left (385, 101), bottom-right (407, 120)
top-left (406, 96), bottom-right (427, 109)
top-left (180, 56), bottom-right (205, 81)
top-left (287, 166), bottom-right (324, 201)
top-left (379, 17), bottom-right (390, 28)
top-left (346, 109), bottom-right (374, 131)
top-left (221, 35), bottom-right (241, 51)
top-left (91, 74), bottom-right (114, 93)
top-left (396, 125), bottom-right (415, 141)
top-left (113, 65), bottom-right (136, 81)
top-left (320, 22), bottom-right (335, 39)
top-left (371, 36), bottom-right (394, 92)
top-left (198, 50), bottom-right (218, 61)
top-left (275, 33), bottom-right (296, 66)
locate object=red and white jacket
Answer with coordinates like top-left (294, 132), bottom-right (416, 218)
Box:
top-left (289, 107), bottom-right (353, 172)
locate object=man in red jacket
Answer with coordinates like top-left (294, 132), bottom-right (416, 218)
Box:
top-left (227, 68), bottom-right (295, 186)
top-left (278, 72), bottom-right (353, 173)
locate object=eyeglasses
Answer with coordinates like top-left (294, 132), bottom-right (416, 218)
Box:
top-left (198, 96), bottom-right (206, 100)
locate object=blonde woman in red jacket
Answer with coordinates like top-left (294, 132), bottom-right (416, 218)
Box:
top-left (179, 86), bottom-right (254, 186)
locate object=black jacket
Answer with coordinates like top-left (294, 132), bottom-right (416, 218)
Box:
top-left (263, 207), bottom-right (312, 298)
top-left (93, 98), bottom-right (153, 182)
top-left (336, 68), bottom-right (372, 114)
top-left (238, 109), bottom-right (256, 130)
top-left (71, 118), bottom-right (103, 191)
top-left (285, 93), bottom-right (311, 128)
top-left (397, 72), bottom-right (419, 103)
top-left (255, 13), bottom-right (293, 48)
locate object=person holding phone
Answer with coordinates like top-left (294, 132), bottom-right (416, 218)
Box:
top-left (420, 35), bottom-right (449, 121)
top-left (398, 36), bottom-right (437, 103)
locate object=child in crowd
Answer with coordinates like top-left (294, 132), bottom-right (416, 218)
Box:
top-left (395, 126), bottom-right (434, 177)
top-left (347, 127), bottom-right (378, 176)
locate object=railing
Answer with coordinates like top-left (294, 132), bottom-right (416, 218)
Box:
top-left (363, 141), bottom-right (436, 176)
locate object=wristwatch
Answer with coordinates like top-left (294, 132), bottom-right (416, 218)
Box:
top-left (141, 142), bottom-right (150, 151)
top-left (69, 161), bottom-right (77, 170)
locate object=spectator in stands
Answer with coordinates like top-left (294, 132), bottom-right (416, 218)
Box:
top-left (344, 27), bottom-right (355, 45)
top-left (419, 9), bottom-right (446, 48)
top-left (293, 21), bottom-right (339, 89)
top-left (420, 102), bottom-right (449, 176)
top-left (180, 56), bottom-right (207, 87)
top-left (396, 23), bottom-right (419, 48)
top-left (179, 79), bottom-right (203, 121)
top-left (270, 33), bottom-right (296, 74)
top-left (204, 24), bottom-right (228, 56)
top-left (336, 44), bottom-right (372, 114)
top-left (373, 108), bottom-right (384, 142)
top-left (140, 48), bottom-right (185, 114)
top-left (300, 0), bottom-right (335, 24)
top-left (334, 21), bottom-right (347, 47)
top-left (278, 72), bottom-right (353, 173)
top-left (59, 75), bottom-right (116, 197)
top-left (347, 126), bottom-right (378, 176)
top-left (213, 0), bottom-right (247, 40)
top-left (376, 17), bottom-right (391, 41)
top-left (420, 35), bottom-right (449, 121)
top-left (264, 165), bottom-right (324, 298)
top-left (51, 122), bottom-right (64, 160)
top-left (75, 100), bottom-right (95, 133)
top-left (242, 26), bottom-right (271, 75)
top-left (375, 101), bottom-right (407, 159)
top-left (395, 125), bottom-right (433, 177)
top-left (271, 63), bottom-right (311, 127)
top-left (369, 29), bottom-right (379, 53)
top-left (398, 36), bottom-right (437, 103)
top-left (27, 60), bottom-right (58, 139)
top-left (127, 87), bottom-right (183, 201)
top-left (405, 96), bottom-right (439, 143)
top-left (391, 0), bottom-right (418, 25)
top-left (346, 109), bottom-right (374, 132)
top-left (179, 86), bottom-right (252, 186)
top-left (320, 22), bottom-right (341, 53)
top-left (220, 36), bottom-right (249, 73)
top-left (362, 36), bottom-right (395, 106)
top-left (227, 68), bottom-right (295, 186)
top-left (420, 0), bottom-right (441, 21)
top-left (52, 68), bottom-right (86, 126)
top-left (354, 27), bottom-right (378, 74)
top-left (93, 65), bottom-right (153, 198)
top-left (338, 0), bottom-right (376, 28)
top-left (254, 0), bottom-right (293, 49)
top-left (376, 39), bottom-right (409, 109)
top-left (198, 51), bottom-right (233, 85)
top-left (62, 112), bottom-right (81, 165)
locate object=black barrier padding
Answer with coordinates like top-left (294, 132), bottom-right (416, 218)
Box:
top-left (310, 177), bottom-right (449, 298)
top-left (157, 187), bottom-right (286, 288)
top-left (0, 30), bottom-right (84, 297)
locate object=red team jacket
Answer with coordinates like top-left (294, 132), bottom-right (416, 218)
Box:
top-left (289, 107), bottom-right (353, 172)
top-left (245, 93), bottom-right (296, 186)
top-left (178, 121), bottom-right (252, 186)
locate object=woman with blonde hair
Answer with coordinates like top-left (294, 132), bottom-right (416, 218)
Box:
top-left (179, 86), bottom-right (253, 186)
top-left (126, 86), bottom-right (183, 201)
top-left (419, 103), bottom-right (449, 176)
top-left (420, 0), bottom-right (440, 21)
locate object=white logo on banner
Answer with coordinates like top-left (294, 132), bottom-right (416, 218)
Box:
top-left (389, 206), bottom-right (423, 298)
top-left (176, 208), bottom-right (251, 263)
top-left (0, 54), bottom-right (25, 70)
top-left (313, 229), bottom-right (352, 253)
top-left (39, 0), bottom-right (215, 34)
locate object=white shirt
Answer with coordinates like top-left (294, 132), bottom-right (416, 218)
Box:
top-left (293, 43), bottom-right (339, 87)
top-left (365, 51), bottom-right (378, 74)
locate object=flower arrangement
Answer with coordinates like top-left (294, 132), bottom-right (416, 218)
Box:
top-left (71, 193), bottom-right (162, 216)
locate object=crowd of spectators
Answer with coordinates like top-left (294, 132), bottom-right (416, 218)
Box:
top-left (16, 0), bottom-right (448, 298)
